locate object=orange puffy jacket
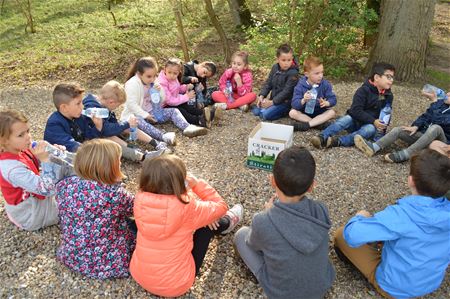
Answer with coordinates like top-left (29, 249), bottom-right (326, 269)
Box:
top-left (130, 180), bottom-right (228, 297)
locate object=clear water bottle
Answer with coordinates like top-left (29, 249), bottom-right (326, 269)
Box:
top-left (373, 103), bottom-right (392, 141)
top-left (225, 80), bottom-right (234, 103)
top-left (128, 127), bottom-right (138, 142)
top-left (82, 108), bottom-right (109, 118)
top-left (422, 84), bottom-right (448, 100)
top-left (195, 83), bottom-right (205, 104)
top-left (304, 84), bottom-right (319, 114)
top-left (150, 84), bottom-right (164, 122)
top-left (31, 141), bottom-right (76, 167)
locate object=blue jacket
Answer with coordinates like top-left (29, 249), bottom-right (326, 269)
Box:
top-left (291, 76), bottom-right (337, 115)
top-left (259, 63), bottom-right (299, 105)
top-left (347, 80), bottom-right (394, 126)
top-left (412, 99), bottom-right (450, 142)
top-left (83, 94), bottom-right (130, 138)
top-left (44, 111), bottom-right (101, 152)
top-left (344, 195), bottom-right (450, 299)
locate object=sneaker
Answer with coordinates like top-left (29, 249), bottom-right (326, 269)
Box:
top-left (162, 132), bottom-right (176, 146)
top-left (292, 121), bottom-right (310, 132)
top-left (155, 141), bottom-right (172, 154)
top-left (221, 204), bottom-right (244, 235)
top-left (204, 106), bottom-right (212, 129)
top-left (384, 150), bottom-right (409, 163)
top-left (214, 103), bottom-right (228, 111)
top-left (239, 104), bottom-right (249, 113)
top-left (326, 136), bottom-right (341, 148)
top-left (354, 134), bottom-right (375, 157)
top-left (310, 135), bottom-right (326, 149)
top-left (183, 124), bottom-right (208, 138)
top-left (143, 148), bottom-right (165, 161)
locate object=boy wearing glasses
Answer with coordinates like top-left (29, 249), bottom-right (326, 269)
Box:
top-left (311, 62), bottom-right (395, 148)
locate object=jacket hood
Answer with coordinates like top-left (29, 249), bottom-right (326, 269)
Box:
top-left (397, 195), bottom-right (450, 234)
top-left (268, 197), bottom-right (331, 254)
top-left (298, 76), bottom-right (325, 89)
top-left (82, 94), bottom-right (103, 108)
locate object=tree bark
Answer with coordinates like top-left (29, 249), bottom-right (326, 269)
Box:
top-left (366, 0), bottom-right (436, 82)
top-left (227, 0), bottom-right (252, 27)
top-left (204, 0), bottom-right (231, 63)
top-left (171, 0), bottom-right (190, 62)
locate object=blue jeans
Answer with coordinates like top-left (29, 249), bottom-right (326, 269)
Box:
top-left (321, 115), bottom-right (376, 147)
top-left (252, 103), bottom-right (290, 121)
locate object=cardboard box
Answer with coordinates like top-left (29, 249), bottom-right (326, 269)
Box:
top-left (247, 122), bottom-right (294, 171)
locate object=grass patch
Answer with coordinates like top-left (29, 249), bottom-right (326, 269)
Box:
top-left (425, 69), bottom-right (450, 91)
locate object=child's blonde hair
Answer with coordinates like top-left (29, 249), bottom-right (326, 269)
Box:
top-left (231, 51), bottom-right (249, 66)
top-left (139, 154), bottom-right (188, 204)
top-left (303, 56), bottom-right (322, 73)
top-left (0, 109), bottom-right (28, 150)
top-left (99, 80), bottom-right (126, 104)
top-left (74, 139), bottom-right (125, 185)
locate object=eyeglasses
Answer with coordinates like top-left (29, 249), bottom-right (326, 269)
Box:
top-left (382, 74), bottom-right (394, 81)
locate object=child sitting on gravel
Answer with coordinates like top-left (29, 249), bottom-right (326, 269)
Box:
top-left (181, 59), bottom-right (217, 108)
top-left (56, 139), bottom-right (135, 279)
top-left (234, 146), bottom-right (335, 298)
top-left (130, 154), bottom-right (243, 297)
top-left (334, 149), bottom-right (450, 298)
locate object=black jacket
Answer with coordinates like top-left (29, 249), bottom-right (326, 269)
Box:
top-left (259, 63), bottom-right (299, 105)
top-left (181, 60), bottom-right (207, 95)
top-left (347, 80), bottom-right (394, 126)
top-left (412, 99), bottom-right (450, 141)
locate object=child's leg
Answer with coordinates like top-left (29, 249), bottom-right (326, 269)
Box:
top-left (321, 115), bottom-right (355, 140)
top-left (137, 118), bottom-right (164, 140)
top-left (211, 91), bottom-right (228, 104)
top-left (107, 136), bottom-right (143, 162)
top-left (289, 109), bottom-right (312, 122)
top-left (334, 226), bottom-right (392, 298)
top-left (176, 103), bottom-right (204, 126)
top-left (429, 140), bottom-right (450, 157)
top-left (226, 93), bottom-right (257, 110)
top-left (339, 123), bottom-right (376, 147)
top-left (233, 226), bottom-right (264, 277)
top-left (260, 103), bottom-right (290, 120)
top-left (161, 108), bottom-right (190, 131)
top-left (375, 127), bottom-right (418, 150)
top-left (309, 109), bottom-right (336, 127)
top-left (404, 124), bottom-right (446, 156)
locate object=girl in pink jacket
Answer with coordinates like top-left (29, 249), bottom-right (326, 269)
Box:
top-left (212, 51), bottom-right (257, 112)
top-left (159, 58), bottom-right (220, 129)
top-left (130, 155), bottom-right (244, 297)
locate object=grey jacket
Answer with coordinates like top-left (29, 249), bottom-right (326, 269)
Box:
top-left (247, 197), bottom-right (335, 299)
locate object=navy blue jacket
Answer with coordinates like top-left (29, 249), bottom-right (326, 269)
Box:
top-left (44, 111), bottom-right (101, 152)
top-left (412, 99), bottom-right (450, 142)
top-left (347, 80), bottom-right (394, 126)
top-left (291, 76), bottom-right (337, 114)
top-left (83, 94), bottom-right (130, 138)
top-left (259, 63), bottom-right (299, 105)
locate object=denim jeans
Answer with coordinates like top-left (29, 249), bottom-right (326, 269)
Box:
top-left (252, 102), bottom-right (290, 121)
top-left (322, 115), bottom-right (376, 147)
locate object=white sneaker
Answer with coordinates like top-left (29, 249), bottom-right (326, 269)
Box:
top-left (183, 124), bottom-right (208, 138)
top-left (221, 204), bottom-right (244, 235)
top-left (214, 102), bottom-right (227, 111)
top-left (162, 132), bottom-right (176, 146)
top-left (143, 148), bottom-right (165, 161)
top-left (155, 141), bottom-right (172, 154)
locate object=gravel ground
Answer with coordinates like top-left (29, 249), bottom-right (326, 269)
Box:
top-left (0, 82), bottom-right (449, 299)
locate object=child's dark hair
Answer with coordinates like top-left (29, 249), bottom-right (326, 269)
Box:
top-left (126, 57), bottom-right (158, 81)
top-left (52, 83), bottom-right (85, 110)
top-left (276, 43), bottom-right (293, 57)
top-left (139, 154), bottom-right (188, 204)
top-left (231, 51), bottom-right (249, 66)
top-left (165, 58), bottom-right (183, 82)
top-left (273, 146), bottom-right (315, 196)
top-left (199, 61), bottom-right (217, 77)
top-left (410, 149), bottom-right (450, 198)
top-left (368, 62), bottom-right (396, 81)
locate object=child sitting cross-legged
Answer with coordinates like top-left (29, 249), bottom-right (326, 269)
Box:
top-left (334, 149), bottom-right (450, 298)
top-left (234, 146), bottom-right (335, 298)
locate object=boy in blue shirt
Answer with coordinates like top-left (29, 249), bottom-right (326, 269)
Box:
top-left (334, 149), bottom-right (450, 298)
top-left (290, 55), bottom-right (337, 131)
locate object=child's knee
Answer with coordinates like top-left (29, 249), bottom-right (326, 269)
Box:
top-left (288, 109), bottom-right (298, 119)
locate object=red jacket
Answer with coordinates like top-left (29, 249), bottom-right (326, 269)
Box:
top-left (130, 180), bottom-right (228, 297)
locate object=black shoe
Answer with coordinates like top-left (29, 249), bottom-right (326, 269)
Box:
top-left (292, 121), bottom-right (310, 132)
top-left (310, 134), bottom-right (326, 149)
top-left (326, 136), bottom-right (341, 148)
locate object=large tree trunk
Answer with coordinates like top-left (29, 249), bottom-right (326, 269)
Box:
top-left (366, 0), bottom-right (436, 82)
top-left (227, 0), bottom-right (252, 27)
top-left (204, 0), bottom-right (231, 63)
top-left (171, 0), bottom-right (190, 62)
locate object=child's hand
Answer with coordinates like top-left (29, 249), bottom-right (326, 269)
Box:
top-left (319, 98), bottom-right (330, 108)
top-left (153, 83), bottom-right (161, 90)
top-left (191, 77), bottom-right (199, 83)
top-left (256, 96), bottom-right (263, 107)
top-left (207, 219), bottom-right (220, 230)
top-left (304, 92), bottom-right (312, 101)
top-left (374, 119), bottom-right (387, 131)
top-left (401, 126), bottom-right (418, 136)
top-left (196, 84), bottom-right (204, 91)
top-left (264, 195), bottom-right (276, 210)
top-left (31, 141), bottom-right (50, 162)
top-left (421, 90), bottom-right (437, 102)
top-left (92, 116), bottom-right (103, 131)
top-left (128, 115), bottom-right (137, 128)
top-left (356, 210), bottom-right (371, 217)
top-left (261, 99), bottom-right (273, 109)
top-left (146, 115), bottom-right (157, 124)
top-left (187, 90), bottom-right (196, 99)
top-left (187, 83), bottom-right (194, 90)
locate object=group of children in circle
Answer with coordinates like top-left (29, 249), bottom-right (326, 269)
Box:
top-left (0, 42), bottom-right (449, 298)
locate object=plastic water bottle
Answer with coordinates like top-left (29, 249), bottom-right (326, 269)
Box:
top-left (304, 84), bottom-right (319, 114)
top-left (422, 84), bottom-right (448, 100)
top-left (195, 84), bottom-right (205, 104)
top-left (82, 108), bottom-right (109, 118)
top-left (150, 84), bottom-right (164, 122)
top-left (31, 141), bottom-right (75, 167)
top-left (128, 127), bottom-right (138, 142)
top-left (225, 80), bottom-right (234, 103)
top-left (374, 103), bottom-right (392, 141)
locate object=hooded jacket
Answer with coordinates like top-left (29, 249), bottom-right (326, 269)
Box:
top-left (259, 63), bottom-right (299, 105)
top-left (181, 60), bottom-right (208, 95)
top-left (218, 68), bottom-right (254, 97)
top-left (291, 76), bottom-right (337, 114)
top-left (412, 99), bottom-right (450, 142)
top-left (130, 180), bottom-right (228, 297)
top-left (158, 70), bottom-right (190, 107)
top-left (246, 197), bottom-right (335, 299)
top-left (344, 195), bottom-right (450, 299)
top-left (347, 80), bottom-right (393, 126)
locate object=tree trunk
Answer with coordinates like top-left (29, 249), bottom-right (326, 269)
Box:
top-left (171, 0), bottom-right (190, 62)
top-left (227, 0), bottom-right (252, 27)
top-left (204, 0), bottom-right (231, 63)
top-left (366, 0), bottom-right (436, 82)
top-left (363, 0), bottom-right (380, 48)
